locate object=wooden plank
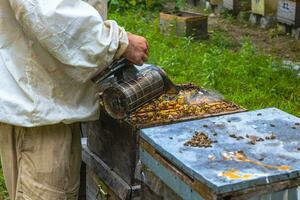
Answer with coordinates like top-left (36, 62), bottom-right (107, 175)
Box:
top-left (296, 1), bottom-right (300, 27)
top-left (86, 167), bottom-right (121, 200)
top-left (82, 143), bottom-right (133, 200)
top-left (140, 139), bottom-right (300, 200)
top-left (219, 176), bottom-right (300, 199)
top-left (86, 111), bottom-right (138, 185)
top-left (140, 148), bottom-right (206, 200)
top-left (79, 162), bottom-right (87, 200)
top-left (140, 139), bottom-right (215, 200)
top-left (141, 182), bottom-right (181, 200)
top-left (141, 164), bottom-right (299, 200)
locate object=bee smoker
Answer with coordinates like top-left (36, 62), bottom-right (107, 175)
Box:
top-left (91, 58), bottom-right (178, 119)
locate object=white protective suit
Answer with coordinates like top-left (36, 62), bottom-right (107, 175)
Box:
top-left (0, 0), bottom-right (128, 127)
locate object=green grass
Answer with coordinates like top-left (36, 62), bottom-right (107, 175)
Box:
top-left (0, 163), bottom-right (8, 200)
top-left (110, 9), bottom-right (300, 116)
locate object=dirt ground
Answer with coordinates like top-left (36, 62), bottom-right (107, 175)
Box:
top-left (209, 16), bottom-right (300, 62)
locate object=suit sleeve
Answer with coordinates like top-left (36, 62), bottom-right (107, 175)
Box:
top-left (9, 0), bottom-right (128, 82)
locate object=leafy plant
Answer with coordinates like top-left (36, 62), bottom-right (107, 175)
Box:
top-left (108, 0), bottom-right (163, 10)
top-left (108, 0), bottom-right (184, 11)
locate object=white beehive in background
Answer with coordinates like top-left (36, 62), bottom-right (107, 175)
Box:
top-left (277, 0), bottom-right (300, 27)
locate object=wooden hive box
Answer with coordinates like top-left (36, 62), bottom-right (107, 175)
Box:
top-left (223, 0), bottom-right (239, 12)
top-left (210, 0), bottom-right (224, 5)
top-left (139, 108), bottom-right (300, 199)
top-left (277, 0), bottom-right (300, 27)
top-left (251, 0), bottom-right (278, 16)
top-left (223, 0), bottom-right (251, 14)
top-left (159, 11), bottom-right (208, 40)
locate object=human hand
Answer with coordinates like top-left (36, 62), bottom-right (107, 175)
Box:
top-left (122, 32), bottom-right (149, 66)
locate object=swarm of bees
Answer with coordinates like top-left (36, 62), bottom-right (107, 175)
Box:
top-left (184, 131), bottom-right (213, 148)
top-left (129, 85), bottom-right (241, 125)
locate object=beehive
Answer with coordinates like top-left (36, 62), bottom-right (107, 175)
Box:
top-left (210, 0), bottom-right (223, 5)
top-left (82, 140), bottom-right (140, 200)
top-left (140, 108), bottom-right (300, 199)
top-left (251, 0), bottom-right (278, 16)
top-left (83, 84), bottom-right (244, 187)
top-left (223, 0), bottom-right (251, 14)
top-left (277, 0), bottom-right (300, 27)
top-left (159, 11), bottom-right (208, 40)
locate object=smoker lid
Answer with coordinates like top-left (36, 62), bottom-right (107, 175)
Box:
top-left (140, 108), bottom-right (300, 194)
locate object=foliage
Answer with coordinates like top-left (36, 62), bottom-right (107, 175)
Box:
top-left (110, 9), bottom-right (300, 116)
top-left (0, 163), bottom-right (8, 200)
top-left (108, 0), bottom-right (184, 11)
top-left (108, 0), bottom-right (166, 10)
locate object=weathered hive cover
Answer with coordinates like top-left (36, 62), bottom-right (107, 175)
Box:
top-left (140, 108), bottom-right (300, 194)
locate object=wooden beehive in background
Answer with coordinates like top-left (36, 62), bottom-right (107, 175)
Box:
top-left (277, 0), bottom-right (300, 27)
top-left (210, 0), bottom-right (223, 5)
top-left (251, 0), bottom-right (278, 16)
top-left (223, 0), bottom-right (251, 14)
top-left (82, 84), bottom-right (244, 199)
top-left (159, 11), bottom-right (208, 40)
top-left (223, 0), bottom-right (238, 11)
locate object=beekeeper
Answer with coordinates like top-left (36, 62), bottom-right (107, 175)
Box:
top-left (0, 0), bottom-right (148, 199)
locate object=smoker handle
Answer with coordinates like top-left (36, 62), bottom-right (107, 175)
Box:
top-left (91, 58), bottom-right (130, 84)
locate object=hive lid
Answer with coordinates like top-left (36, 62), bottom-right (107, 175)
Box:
top-left (140, 108), bottom-right (300, 194)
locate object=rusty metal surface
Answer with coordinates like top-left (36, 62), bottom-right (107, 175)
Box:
top-left (140, 108), bottom-right (300, 194)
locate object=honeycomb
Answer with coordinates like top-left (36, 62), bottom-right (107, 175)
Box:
top-left (129, 85), bottom-right (241, 124)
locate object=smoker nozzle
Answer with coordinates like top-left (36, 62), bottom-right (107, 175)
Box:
top-left (146, 65), bottom-right (179, 95)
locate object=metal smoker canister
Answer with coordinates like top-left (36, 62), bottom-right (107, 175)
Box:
top-left (102, 68), bottom-right (170, 119)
